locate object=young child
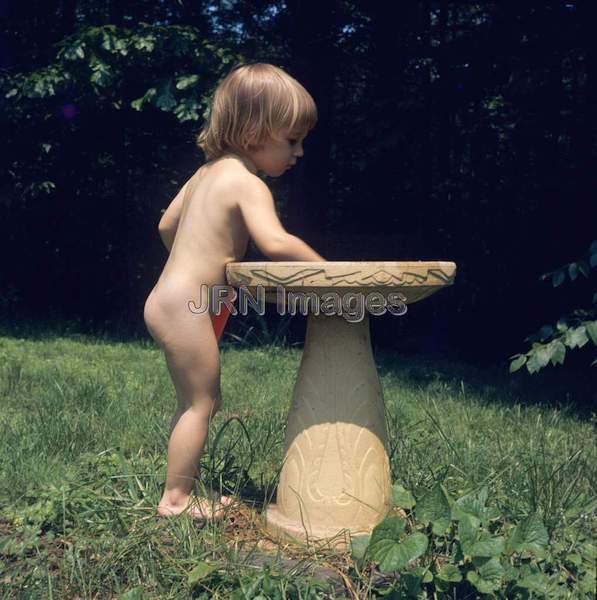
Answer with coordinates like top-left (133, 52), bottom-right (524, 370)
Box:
top-left (143, 63), bottom-right (326, 521)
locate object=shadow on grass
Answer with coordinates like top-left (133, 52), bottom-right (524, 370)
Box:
top-left (0, 313), bottom-right (148, 345)
top-left (0, 310), bottom-right (303, 348)
top-left (375, 349), bottom-right (596, 418)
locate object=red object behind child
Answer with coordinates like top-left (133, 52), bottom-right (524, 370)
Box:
top-left (210, 288), bottom-right (237, 342)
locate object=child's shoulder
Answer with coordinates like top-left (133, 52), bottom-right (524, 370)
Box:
top-left (202, 157), bottom-right (266, 195)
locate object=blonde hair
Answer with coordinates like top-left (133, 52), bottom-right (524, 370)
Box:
top-left (196, 62), bottom-right (317, 162)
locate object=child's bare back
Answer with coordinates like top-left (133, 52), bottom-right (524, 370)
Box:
top-left (144, 156), bottom-right (251, 345)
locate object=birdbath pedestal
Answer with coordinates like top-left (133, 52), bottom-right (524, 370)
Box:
top-left (225, 261), bottom-right (457, 548)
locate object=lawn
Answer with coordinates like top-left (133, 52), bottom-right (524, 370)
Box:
top-left (0, 329), bottom-right (595, 598)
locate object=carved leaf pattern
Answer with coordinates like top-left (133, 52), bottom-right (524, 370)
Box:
top-left (278, 315), bottom-right (391, 528)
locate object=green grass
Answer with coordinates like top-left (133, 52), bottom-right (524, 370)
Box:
top-left (0, 330), bottom-right (595, 598)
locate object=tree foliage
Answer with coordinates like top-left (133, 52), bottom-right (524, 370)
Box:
top-left (510, 241), bottom-right (597, 374)
top-left (1, 1), bottom-right (595, 365)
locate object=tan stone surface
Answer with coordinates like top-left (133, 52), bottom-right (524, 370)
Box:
top-left (225, 261), bottom-right (456, 547)
top-left (226, 260), bottom-right (456, 304)
top-left (266, 314), bottom-right (391, 546)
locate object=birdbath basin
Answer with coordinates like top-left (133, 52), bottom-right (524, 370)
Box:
top-left (225, 261), bottom-right (457, 547)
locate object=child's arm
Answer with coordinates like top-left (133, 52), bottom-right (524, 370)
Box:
top-left (158, 181), bottom-right (189, 252)
top-left (268, 234), bottom-right (326, 262)
top-left (236, 177), bottom-right (326, 262)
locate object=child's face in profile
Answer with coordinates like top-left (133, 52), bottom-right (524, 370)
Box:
top-left (246, 129), bottom-right (306, 177)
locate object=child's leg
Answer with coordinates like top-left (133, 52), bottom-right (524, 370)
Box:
top-left (156, 310), bottom-right (232, 518)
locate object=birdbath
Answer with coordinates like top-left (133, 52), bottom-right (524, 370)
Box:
top-left (225, 261), bottom-right (457, 547)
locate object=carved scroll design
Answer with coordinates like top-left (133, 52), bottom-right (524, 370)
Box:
top-left (324, 268), bottom-right (454, 286)
top-left (227, 266), bottom-right (455, 288)
top-left (246, 268), bottom-right (326, 286)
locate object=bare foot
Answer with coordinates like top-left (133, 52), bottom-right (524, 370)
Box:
top-left (157, 495), bottom-right (234, 523)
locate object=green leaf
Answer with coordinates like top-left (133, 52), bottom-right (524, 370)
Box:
top-left (566, 553), bottom-right (582, 567)
top-left (579, 541), bottom-right (596, 564)
top-left (25, 69), bottom-right (62, 98)
top-left (517, 572), bottom-right (551, 594)
top-left (507, 513), bottom-right (548, 559)
top-left (534, 344), bottom-right (552, 368)
top-left (552, 270), bottom-right (566, 287)
top-left (188, 561), bottom-right (217, 586)
top-left (579, 572), bottom-right (597, 594)
top-left (578, 260), bottom-right (591, 277)
top-left (370, 516), bottom-right (406, 547)
top-left (89, 56), bottom-right (111, 87)
top-left (176, 74), bottom-right (199, 90)
top-left (5, 88), bottom-right (18, 98)
top-left (452, 488), bottom-right (499, 527)
top-left (101, 29), bottom-right (128, 55)
top-left (131, 87), bottom-right (157, 111)
top-left (466, 558), bottom-right (504, 594)
top-left (564, 326), bottom-right (589, 349)
top-left (101, 30), bottom-right (116, 51)
top-left (502, 563), bottom-right (519, 582)
top-left (509, 354), bottom-right (527, 373)
top-left (369, 531), bottom-right (428, 573)
top-left (133, 35), bottom-right (156, 52)
top-left (458, 513), bottom-right (478, 549)
top-left (436, 564), bottom-right (462, 583)
top-left (568, 263), bottom-right (579, 281)
top-left (174, 97), bottom-right (200, 122)
top-left (118, 587), bottom-right (144, 600)
top-left (549, 340), bottom-right (566, 365)
top-left (391, 484), bottom-right (415, 509)
top-left (63, 42), bottom-right (86, 61)
top-left (401, 566), bottom-right (433, 596)
top-left (466, 535), bottom-right (505, 558)
top-left (350, 534), bottom-right (370, 560)
top-left (526, 346), bottom-right (550, 374)
top-left (415, 484), bottom-right (451, 535)
top-left (585, 321), bottom-right (597, 345)
top-left (591, 253), bottom-right (597, 268)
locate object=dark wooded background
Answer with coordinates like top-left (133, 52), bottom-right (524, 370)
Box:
top-left (1, 1), bottom-right (595, 364)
